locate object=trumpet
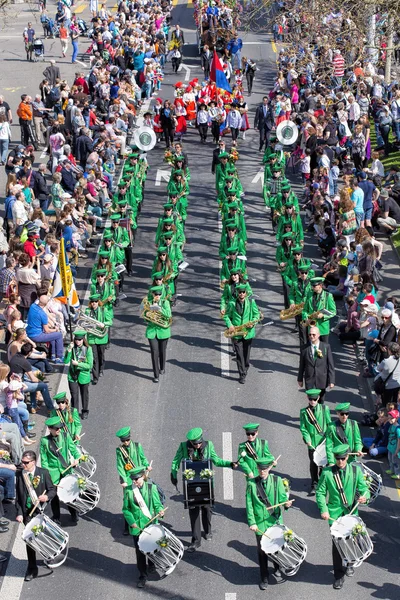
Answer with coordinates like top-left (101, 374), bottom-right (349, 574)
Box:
top-left (301, 311), bottom-right (321, 327)
top-left (279, 302), bottom-right (304, 321)
top-left (224, 312), bottom-right (264, 338)
top-left (77, 313), bottom-right (107, 338)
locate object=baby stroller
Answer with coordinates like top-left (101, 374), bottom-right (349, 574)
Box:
top-left (78, 19), bottom-right (88, 36)
top-left (33, 39), bottom-right (45, 62)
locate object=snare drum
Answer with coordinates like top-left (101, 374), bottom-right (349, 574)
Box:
top-left (353, 461), bottom-right (382, 505)
top-left (331, 515), bottom-right (373, 568)
top-left (22, 514), bottom-right (69, 568)
top-left (74, 445), bottom-right (97, 479)
top-left (260, 525), bottom-right (307, 576)
top-left (313, 440), bottom-right (327, 467)
top-left (57, 474), bottom-right (100, 515)
top-left (138, 524), bottom-right (184, 576)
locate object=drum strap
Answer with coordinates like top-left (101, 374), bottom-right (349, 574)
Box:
top-left (133, 486), bottom-right (152, 519)
top-left (333, 468), bottom-right (349, 508)
top-left (23, 471), bottom-right (39, 508)
top-left (119, 444), bottom-right (136, 469)
top-left (255, 477), bottom-right (279, 517)
top-left (245, 441), bottom-right (258, 460)
top-left (48, 435), bottom-right (69, 470)
top-left (335, 421), bottom-right (349, 445)
top-left (306, 407), bottom-right (323, 435)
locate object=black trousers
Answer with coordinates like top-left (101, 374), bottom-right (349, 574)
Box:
top-left (69, 381), bottom-right (90, 414)
top-left (189, 505), bottom-right (212, 544)
top-left (23, 517), bottom-right (38, 573)
top-left (92, 344), bottom-right (106, 382)
top-left (318, 388), bottom-right (326, 405)
top-left (319, 334), bottom-right (329, 343)
top-left (231, 127), bottom-right (239, 141)
top-left (297, 317), bottom-right (307, 345)
top-left (256, 535), bottom-right (279, 582)
top-left (198, 123), bottom-right (208, 141)
top-left (133, 535), bottom-right (148, 578)
top-left (19, 119), bottom-right (37, 148)
top-left (281, 276), bottom-right (290, 309)
top-left (332, 539), bottom-right (346, 580)
top-left (211, 120), bottom-right (220, 141)
top-left (307, 447), bottom-right (320, 484)
top-left (125, 246), bottom-right (133, 273)
top-left (148, 338), bottom-right (168, 378)
top-left (259, 125), bottom-right (271, 151)
top-left (246, 71), bottom-right (255, 94)
top-left (232, 338), bottom-right (253, 379)
top-left (163, 126), bottom-right (175, 148)
top-left (51, 494), bottom-right (77, 521)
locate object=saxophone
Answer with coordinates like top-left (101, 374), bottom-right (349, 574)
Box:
top-left (224, 312), bottom-right (264, 338)
top-left (138, 160), bottom-right (148, 183)
top-left (301, 311), bottom-right (321, 327)
top-left (279, 302), bottom-right (305, 321)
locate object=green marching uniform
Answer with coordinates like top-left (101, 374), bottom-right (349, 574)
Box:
top-left (223, 288), bottom-right (261, 383)
top-left (144, 287), bottom-right (172, 382)
top-left (49, 391), bottom-right (82, 442)
top-left (170, 427), bottom-right (234, 551)
top-left (301, 278), bottom-right (337, 338)
top-left (85, 295), bottom-right (112, 384)
top-left (40, 416), bottom-right (81, 522)
top-left (238, 423), bottom-right (273, 479)
top-left (299, 389), bottom-right (332, 490)
top-left (325, 402), bottom-right (363, 466)
top-left (316, 443), bottom-right (370, 587)
top-left (246, 456), bottom-right (290, 587)
top-left (220, 278), bottom-right (252, 314)
top-left (64, 331), bottom-right (94, 419)
top-left (123, 465), bottom-right (164, 587)
top-left (220, 251), bottom-right (247, 284)
top-left (90, 269), bottom-right (116, 323)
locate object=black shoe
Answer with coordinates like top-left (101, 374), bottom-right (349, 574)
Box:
top-left (187, 543), bottom-right (200, 553)
top-left (52, 518), bottom-right (61, 525)
top-left (333, 577), bottom-right (344, 589)
top-left (274, 568), bottom-right (284, 582)
top-left (99, 371), bottom-right (104, 377)
top-left (0, 519), bottom-right (9, 526)
top-left (147, 563), bottom-right (156, 574)
top-left (24, 569), bottom-right (38, 581)
top-left (70, 514), bottom-right (79, 524)
top-left (0, 526), bottom-right (9, 533)
top-left (259, 579), bottom-right (269, 590)
top-left (26, 431), bottom-right (36, 438)
top-left (205, 532), bottom-right (213, 541)
top-left (137, 577), bottom-right (147, 588)
top-left (159, 369), bottom-right (165, 375)
top-left (153, 377), bottom-right (159, 383)
top-left (81, 411), bottom-right (89, 420)
top-left (309, 483), bottom-right (316, 496)
top-left (127, 271), bottom-right (133, 276)
top-left (92, 380), bottom-right (98, 385)
top-left (239, 377), bottom-right (246, 384)
top-left (346, 567), bottom-right (355, 577)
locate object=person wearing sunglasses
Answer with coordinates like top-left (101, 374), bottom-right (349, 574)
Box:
top-left (223, 285), bottom-right (262, 384)
top-left (15, 450), bottom-right (56, 581)
top-left (316, 443), bottom-right (369, 589)
top-left (237, 423), bottom-right (275, 480)
top-left (144, 286), bottom-right (172, 383)
top-left (325, 402), bottom-right (363, 466)
top-left (301, 276), bottom-right (337, 342)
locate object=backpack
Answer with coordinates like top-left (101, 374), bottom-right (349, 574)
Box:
top-left (338, 122), bottom-right (346, 138)
top-left (47, 86), bottom-right (61, 107)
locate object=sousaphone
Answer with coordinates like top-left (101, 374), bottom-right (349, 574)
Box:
top-left (133, 126), bottom-right (157, 152)
top-left (276, 120), bottom-right (299, 146)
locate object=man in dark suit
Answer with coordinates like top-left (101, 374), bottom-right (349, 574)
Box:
top-left (297, 326), bottom-right (335, 404)
top-left (201, 44), bottom-right (212, 80)
top-left (15, 450), bottom-right (57, 581)
top-left (171, 24), bottom-right (185, 54)
top-left (75, 127), bottom-right (93, 171)
top-left (254, 96), bottom-right (275, 152)
top-left (211, 140), bottom-right (227, 174)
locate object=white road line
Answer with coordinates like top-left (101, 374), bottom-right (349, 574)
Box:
top-left (222, 432), bottom-right (234, 500)
top-left (220, 332), bottom-right (230, 377)
top-left (0, 525), bottom-right (29, 600)
top-left (225, 594), bottom-right (237, 600)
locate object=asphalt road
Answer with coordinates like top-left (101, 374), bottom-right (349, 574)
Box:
top-left (0, 2), bottom-right (400, 600)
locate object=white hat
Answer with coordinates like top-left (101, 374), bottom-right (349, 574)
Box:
top-left (43, 254), bottom-right (53, 263)
top-left (12, 320), bottom-right (26, 330)
top-left (366, 304), bottom-right (378, 313)
top-left (360, 299), bottom-right (371, 306)
top-left (8, 380), bottom-right (23, 391)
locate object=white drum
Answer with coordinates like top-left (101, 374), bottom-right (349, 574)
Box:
top-left (353, 461), bottom-right (382, 505)
top-left (22, 514), bottom-right (69, 568)
top-left (57, 474), bottom-right (100, 515)
top-left (331, 515), bottom-right (373, 568)
top-left (313, 440), bottom-right (327, 467)
top-left (260, 525), bottom-right (307, 576)
top-left (74, 445), bottom-right (97, 479)
top-left (138, 524), bottom-right (184, 576)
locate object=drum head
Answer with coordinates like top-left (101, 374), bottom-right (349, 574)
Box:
top-left (331, 515), bottom-right (361, 538)
top-left (133, 127), bottom-right (156, 152)
top-left (276, 120), bottom-right (299, 146)
top-left (57, 475), bottom-right (80, 503)
top-left (22, 515), bottom-right (44, 541)
top-left (260, 525), bottom-right (285, 554)
top-left (313, 442), bottom-right (327, 467)
top-left (138, 524), bottom-right (165, 554)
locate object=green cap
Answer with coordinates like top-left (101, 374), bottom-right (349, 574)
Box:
top-left (298, 264), bottom-right (311, 273)
top-left (118, 180), bottom-right (128, 188)
top-left (116, 426), bottom-right (131, 440)
top-left (131, 466), bottom-right (147, 479)
top-left (282, 232), bottom-right (293, 240)
top-left (110, 213), bottom-right (122, 221)
top-left (96, 268), bottom-right (107, 276)
top-left (128, 152), bottom-right (139, 159)
top-left (98, 250), bottom-right (110, 258)
top-left (243, 423), bottom-right (260, 431)
top-left (310, 277), bottom-right (325, 285)
top-left (268, 153), bottom-right (277, 160)
top-left (103, 230), bottom-right (113, 240)
top-left (169, 187), bottom-right (179, 197)
top-left (89, 293), bottom-right (101, 302)
top-left (53, 392), bottom-right (67, 403)
top-left (285, 200), bottom-right (294, 208)
top-left (164, 203), bottom-right (174, 209)
top-left (305, 389), bottom-right (321, 399)
top-left (186, 427), bottom-right (203, 442)
top-left (150, 285), bottom-right (163, 294)
top-left (236, 284), bottom-right (247, 291)
top-left (293, 246), bottom-right (303, 253)
top-left (152, 271), bottom-right (164, 279)
top-left (281, 183), bottom-right (291, 191)
top-left (219, 152), bottom-right (230, 158)
top-left (272, 164), bottom-right (282, 172)
top-left (226, 246), bottom-right (238, 254)
top-left (45, 416), bottom-right (62, 429)
top-left (333, 443), bottom-right (350, 458)
top-left (162, 231), bottom-right (174, 239)
top-left (73, 330), bottom-right (87, 339)
top-left (225, 220), bottom-right (237, 229)
top-left (227, 202), bottom-right (238, 210)
top-left (118, 198), bottom-right (128, 205)
top-left (157, 246), bottom-right (168, 253)
top-left (162, 217), bottom-right (174, 225)
top-left (174, 169), bottom-right (183, 175)
top-left (256, 456), bottom-right (275, 468)
top-left (336, 402), bottom-right (351, 412)
top-left (174, 155), bottom-right (185, 161)
top-left (230, 267), bottom-right (241, 274)
top-left (225, 175), bottom-right (235, 182)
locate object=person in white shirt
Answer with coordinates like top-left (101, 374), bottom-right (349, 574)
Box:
top-left (196, 103), bottom-right (209, 144)
top-left (227, 105), bottom-right (241, 141)
top-left (12, 192), bottom-right (28, 226)
top-left (347, 95), bottom-right (360, 129)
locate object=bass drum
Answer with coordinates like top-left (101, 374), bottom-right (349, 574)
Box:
top-left (260, 524), bottom-right (307, 576)
top-left (138, 524), bottom-right (184, 576)
top-left (57, 474), bottom-right (100, 515)
top-left (22, 514), bottom-right (69, 568)
top-left (331, 515), bottom-right (373, 568)
top-left (74, 445), bottom-right (97, 479)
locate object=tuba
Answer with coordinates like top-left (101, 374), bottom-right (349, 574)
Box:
top-left (76, 313), bottom-right (107, 338)
top-left (140, 296), bottom-right (172, 329)
top-left (280, 302), bottom-right (305, 321)
top-left (224, 312), bottom-right (264, 338)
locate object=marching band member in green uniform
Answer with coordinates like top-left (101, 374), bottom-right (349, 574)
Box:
top-left (301, 277), bottom-right (337, 342)
top-left (221, 202), bottom-right (247, 242)
top-left (155, 216), bottom-right (185, 248)
top-left (287, 265), bottom-right (314, 343)
top-left (172, 155), bottom-right (190, 181)
top-left (49, 391), bottom-right (82, 442)
top-left (101, 230), bottom-right (120, 266)
top-left (148, 272), bottom-right (173, 303)
top-left (263, 165), bottom-right (286, 212)
top-left (316, 444), bottom-right (369, 589)
top-left (223, 285), bottom-right (261, 384)
top-left (156, 202), bottom-right (185, 244)
top-left (276, 201), bottom-right (304, 245)
top-left (144, 286), bottom-right (172, 383)
top-left (220, 247), bottom-right (247, 285)
top-left (85, 293), bottom-right (112, 385)
top-left (162, 231), bottom-right (184, 264)
top-left (299, 389), bottom-right (332, 494)
top-left (108, 212), bottom-right (132, 276)
top-left (170, 427), bottom-right (237, 552)
top-left (215, 152), bottom-right (230, 192)
top-left (168, 169), bottom-right (190, 198)
top-left (91, 250), bottom-right (119, 287)
top-left (276, 233), bottom-right (294, 308)
top-left (64, 330), bottom-right (94, 420)
top-left (282, 248), bottom-right (312, 290)
top-left (123, 465), bottom-right (164, 588)
top-left (169, 187), bottom-right (188, 227)
top-left (246, 456), bottom-right (293, 590)
top-left (238, 423), bottom-right (274, 479)
top-left (40, 416), bottom-right (81, 524)
top-left (152, 247), bottom-right (178, 296)
top-left (116, 426), bottom-right (151, 535)
top-left (90, 268), bottom-right (116, 323)
top-left (219, 221), bottom-right (246, 259)
top-left (220, 269), bottom-right (252, 315)
top-left (325, 402), bottom-right (363, 466)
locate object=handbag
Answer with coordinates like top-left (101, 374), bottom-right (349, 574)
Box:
top-left (373, 358), bottom-right (400, 395)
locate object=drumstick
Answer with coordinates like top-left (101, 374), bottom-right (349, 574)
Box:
top-left (29, 490), bottom-right (47, 518)
top-left (349, 502), bottom-right (359, 516)
top-left (348, 452), bottom-right (367, 456)
top-left (135, 507), bottom-right (169, 534)
top-left (256, 527), bottom-right (272, 539)
top-left (266, 499), bottom-right (295, 511)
